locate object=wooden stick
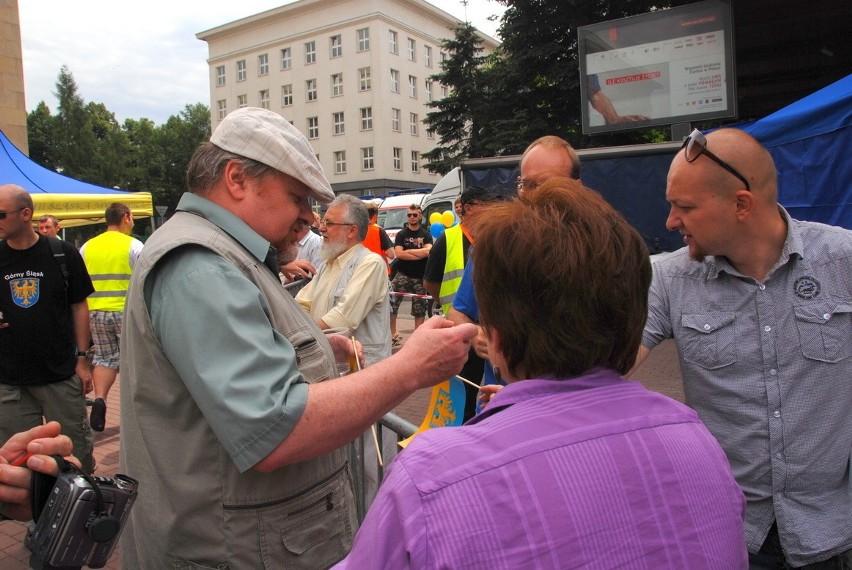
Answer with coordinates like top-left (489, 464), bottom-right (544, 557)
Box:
top-left (353, 336), bottom-right (383, 467)
top-left (454, 374), bottom-right (481, 390)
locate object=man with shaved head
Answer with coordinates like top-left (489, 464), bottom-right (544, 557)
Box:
top-left (636, 129), bottom-right (852, 568)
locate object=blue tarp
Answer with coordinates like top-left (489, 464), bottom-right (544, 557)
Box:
top-left (0, 130), bottom-right (153, 227)
top-left (743, 74), bottom-right (852, 229)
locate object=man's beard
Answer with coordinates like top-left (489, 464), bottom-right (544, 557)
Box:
top-left (320, 238), bottom-right (349, 263)
top-left (276, 240), bottom-right (299, 265)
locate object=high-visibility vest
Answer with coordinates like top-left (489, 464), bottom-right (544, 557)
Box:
top-left (82, 231), bottom-right (134, 312)
top-left (362, 224), bottom-right (390, 275)
top-left (439, 224), bottom-right (466, 314)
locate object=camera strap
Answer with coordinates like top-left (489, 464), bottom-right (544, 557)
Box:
top-left (30, 455), bottom-right (68, 524)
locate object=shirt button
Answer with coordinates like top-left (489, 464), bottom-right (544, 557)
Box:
top-left (773, 410), bottom-right (781, 418)
top-left (759, 284), bottom-right (766, 291)
top-left (770, 369), bottom-right (777, 375)
top-left (764, 325), bottom-right (772, 332)
top-left (823, 313), bottom-right (830, 320)
top-left (704, 324), bottom-right (711, 331)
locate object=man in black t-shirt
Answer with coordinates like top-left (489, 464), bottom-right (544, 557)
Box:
top-left (389, 204), bottom-right (432, 346)
top-left (0, 185), bottom-right (95, 474)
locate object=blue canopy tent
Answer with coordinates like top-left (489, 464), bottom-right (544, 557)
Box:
top-left (0, 130), bottom-right (153, 228)
top-left (743, 74), bottom-right (852, 229)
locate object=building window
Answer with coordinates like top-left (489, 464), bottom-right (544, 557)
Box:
top-left (441, 85), bottom-right (448, 98)
top-left (391, 108), bottom-right (401, 132)
top-left (259, 89), bottom-right (270, 109)
top-left (407, 38), bottom-right (416, 61)
top-left (281, 47), bottom-right (292, 70)
top-left (424, 45), bottom-right (432, 68)
top-left (334, 151), bottom-right (346, 174)
top-left (281, 84), bottom-right (293, 107)
top-left (393, 147), bottom-right (402, 171)
top-left (330, 34), bottom-right (342, 58)
top-left (357, 27), bottom-right (370, 51)
top-left (358, 67), bottom-right (371, 91)
top-left (390, 69), bottom-right (399, 93)
top-left (410, 112), bottom-right (419, 135)
top-left (236, 60), bottom-right (246, 82)
top-left (361, 147), bottom-right (374, 170)
top-left (306, 79), bottom-right (317, 102)
top-left (408, 75), bottom-right (418, 98)
top-left (237, 94), bottom-right (247, 108)
top-left (258, 53), bottom-right (269, 76)
top-left (216, 65), bottom-right (226, 87)
top-left (427, 128), bottom-right (435, 140)
top-left (388, 30), bottom-right (398, 54)
top-left (217, 99), bottom-right (227, 119)
top-left (360, 107), bottom-right (373, 130)
top-left (440, 51), bottom-right (447, 63)
top-left (425, 79), bottom-right (433, 102)
top-left (305, 41), bottom-right (316, 64)
top-left (411, 150), bottom-right (420, 172)
top-left (333, 112), bottom-right (345, 135)
top-left (331, 73), bottom-right (343, 97)
top-left (307, 116), bottom-right (319, 139)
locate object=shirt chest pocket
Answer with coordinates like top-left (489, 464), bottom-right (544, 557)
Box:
top-left (794, 300), bottom-right (852, 363)
top-left (679, 312), bottom-right (738, 370)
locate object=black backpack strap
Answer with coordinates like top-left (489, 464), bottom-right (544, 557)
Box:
top-left (46, 237), bottom-right (69, 292)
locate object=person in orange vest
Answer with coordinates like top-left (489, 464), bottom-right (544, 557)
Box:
top-left (362, 202), bottom-right (395, 275)
top-left (80, 203), bottom-right (144, 431)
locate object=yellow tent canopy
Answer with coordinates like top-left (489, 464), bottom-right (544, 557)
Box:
top-left (1, 130), bottom-right (155, 228)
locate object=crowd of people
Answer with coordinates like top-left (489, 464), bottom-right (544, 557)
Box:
top-left (0, 105), bottom-right (849, 569)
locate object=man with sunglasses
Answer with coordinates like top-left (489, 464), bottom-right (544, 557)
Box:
top-left (388, 204), bottom-right (432, 346)
top-left (0, 185), bottom-right (95, 475)
top-left (636, 128), bottom-right (852, 568)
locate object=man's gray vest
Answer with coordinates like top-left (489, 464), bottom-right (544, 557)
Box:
top-left (119, 211), bottom-right (357, 569)
top-left (310, 244), bottom-right (391, 366)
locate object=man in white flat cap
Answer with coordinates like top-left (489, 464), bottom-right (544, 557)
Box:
top-left (119, 108), bottom-right (476, 569)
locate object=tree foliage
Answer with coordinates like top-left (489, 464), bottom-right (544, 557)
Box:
top-left (26, 68), bottom-right (211, 217)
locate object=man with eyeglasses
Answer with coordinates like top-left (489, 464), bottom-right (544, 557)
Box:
top-left (447, 136), bottom-right (580, 393)
top-left (0, 185), bottom-right (96, 475)
top-left (388, 204), bottom-right (432, 347)
top-left (118, 108), bottom-right (477, 568)
top-left (635, 128), bottom-right (852, 569)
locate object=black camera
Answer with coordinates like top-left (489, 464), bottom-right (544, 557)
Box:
top-left (26, 470), bottom-right (138, 569)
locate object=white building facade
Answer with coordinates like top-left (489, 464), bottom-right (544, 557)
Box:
top-left (197, 0), bottom-right (498, 197)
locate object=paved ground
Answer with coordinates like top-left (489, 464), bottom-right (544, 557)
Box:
top-left (0, 301), bottom-right (682, 568)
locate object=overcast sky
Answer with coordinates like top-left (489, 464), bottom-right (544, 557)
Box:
top-left (19, 0), bottom-right (505, 126)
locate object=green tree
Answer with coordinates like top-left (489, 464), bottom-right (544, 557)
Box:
top-left (53, 65), bottom-right (95, 178)
top-left (83, 102), bottom-right (131, 188)
top-left (156, 103), bottom-right (211, 212)
top-left (422, 23), bottom-right (494, 175)
top-left (27, 101), bottom-right (59, 170)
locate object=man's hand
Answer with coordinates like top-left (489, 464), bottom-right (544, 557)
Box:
top-left (280, 259), bottom-right (317, 283)
top-left (75, 359), bottom-right (93, 395)
top-left (0, 422), bottom-right (78, 521)
top-left (397, 316), bottom-right (478, 389)
top-left (325, 333), bottom-right (365, 370)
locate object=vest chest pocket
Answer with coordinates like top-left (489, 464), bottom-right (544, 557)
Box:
top-left (679, 312), bottom-right (738, 369)
top-left (291, 329), bottom-right (333, 383)
top-left (794, 300), bottom-right (852, 363)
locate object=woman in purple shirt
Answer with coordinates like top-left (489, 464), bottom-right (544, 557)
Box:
top-left (336, 179), bottom-right (747, 569)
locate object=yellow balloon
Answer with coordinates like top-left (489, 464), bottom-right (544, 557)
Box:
top-left (441, 211), bottom-right (455, 227)
top-left (429, 212), bottom-right (442, 225)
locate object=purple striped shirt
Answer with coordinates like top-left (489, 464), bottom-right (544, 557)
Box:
top-left (335, 368), bottom-right (747, 569)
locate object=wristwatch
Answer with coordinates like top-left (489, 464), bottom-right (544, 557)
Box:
top-left (74, 349), bottom-right (88, 357)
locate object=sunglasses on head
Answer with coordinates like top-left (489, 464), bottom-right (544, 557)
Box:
top-left (0, 208), bottom-right (25, 220)
top-left (681, 129), bottom-right (751, 191)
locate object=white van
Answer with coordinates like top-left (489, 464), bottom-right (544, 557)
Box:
top-left (421, 167), bottom-right (461, 227)
top-left (378, 191), bottom-right (429, 241)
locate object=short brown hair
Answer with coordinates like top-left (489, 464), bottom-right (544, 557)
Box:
top-left (105, 202), bottom-right (132, 226)
top-left (474, 178), bottom-right (650, 378)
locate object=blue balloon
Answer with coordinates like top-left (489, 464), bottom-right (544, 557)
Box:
top-left (430, 223), bottom-right (445, 239)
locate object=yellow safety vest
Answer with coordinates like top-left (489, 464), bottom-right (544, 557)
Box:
top-left (83, 231), bottom-right (134, 312)
top-left (439, 224), bottom-right (466, 314)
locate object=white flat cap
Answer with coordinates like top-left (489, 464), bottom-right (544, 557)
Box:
top-left (210, 107), bottom-right (335, 204)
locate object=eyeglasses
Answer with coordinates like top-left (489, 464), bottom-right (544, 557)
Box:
top-left (681, 129), bottom-right (751, 191)
top-left (0, 208), bottom-right (25, 220)
top-left (516, 178), bottom-right (539, 192)
top-left (406, 213), bottom-right (420, 218)
top-left (319, 219), bottom-right (354, 227)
